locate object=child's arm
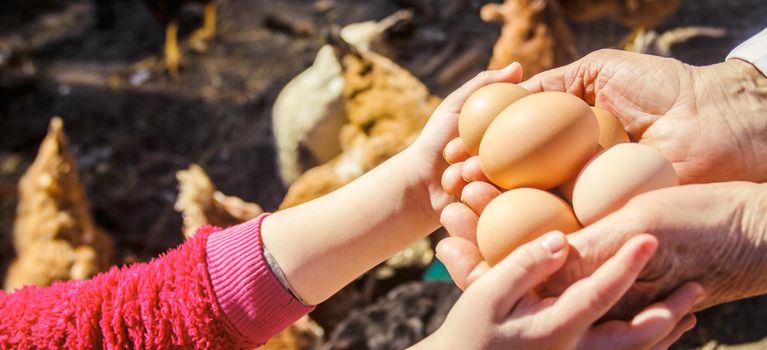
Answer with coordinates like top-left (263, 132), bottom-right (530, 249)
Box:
top-left (411, 232), bottom-right (703, 350)
top-left (261, 63), bottom-right (525, 305)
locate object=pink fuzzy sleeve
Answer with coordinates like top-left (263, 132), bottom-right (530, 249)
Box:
top-left (0, 218), bottom-right (310, 349)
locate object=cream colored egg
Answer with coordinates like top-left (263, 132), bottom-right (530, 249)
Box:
top-left (479, 92), bottom-right (599, 190)
top-left (477, 188), bottom-right (581, 266)
top-left (572, 143), bottom-right (678, 225)
top-left (458, 83), bottom-right (531, 155)
top-left (592, 107), bottom-right (630, 148)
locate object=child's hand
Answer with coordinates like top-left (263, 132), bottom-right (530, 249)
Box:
top-left (415, 232), bottom-right (703, 350)
top-left (406, 63), bottom-right (522, 218)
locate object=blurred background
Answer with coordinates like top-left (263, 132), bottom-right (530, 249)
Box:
top-left (1, 0), bottom-right (767, 349)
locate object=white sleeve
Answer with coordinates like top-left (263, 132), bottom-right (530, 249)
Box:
top-left (726, 28), bottom-right (767, 77)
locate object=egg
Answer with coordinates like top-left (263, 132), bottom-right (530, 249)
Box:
top-left (558, 108), bottom-right (630, 202)
top-left (592, 107), bottom-right (630, 148)
top-left (479, 92), bottom-right (599, 190)
top-left (458, 83), bottom-right (531, 155)
top-left (572, 143), bottom-right (678, 225)
top-left (476, 188), bottom-right (581, 265)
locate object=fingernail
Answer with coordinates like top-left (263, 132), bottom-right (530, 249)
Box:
top-left (540, 231), bottom-right (565, 254)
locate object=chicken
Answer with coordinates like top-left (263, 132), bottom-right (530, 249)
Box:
top-left (4, 117), bottom-right (113, 291)
top-left (481, 0), bottom-right (578, 78)
top-left (142, 0), bottom-right (216, 75)
top-left (272, 10), bottom-right (413, 186)
top-left (174, 164), bottom-right (262, 238)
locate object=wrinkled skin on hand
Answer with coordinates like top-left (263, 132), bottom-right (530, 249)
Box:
top-left (521, 49), bottom-right (767, 184)
top-left (544, 182), bottom-right (767, 319)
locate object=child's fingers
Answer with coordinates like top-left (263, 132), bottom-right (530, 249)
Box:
top-left (441, 162), bottom-right (467, 197)
top-left (437, 62), bottom-right (524, 114)
top-left (580, 282), bottom-right (703, 350)
top-left (552, 234), bottom-right (658, 329)
top-left (460, 181), bottom-right (502, 215)
top-left (650, 314), bottom-right (696, 350)
top-left (440, 202), bottom-right (479, 243)
top-left (461, 156), bottom-right (490, 182)
top-left (628, 282), bottom-right (703, 344)
top-left (436, 237), bottom-right (489, 290)
top-left (472, 231), bottom-right (569, 318)
top-left (444, 138), bottom-right (470, 164)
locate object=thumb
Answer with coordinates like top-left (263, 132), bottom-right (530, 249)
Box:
top-left (519, 51), bottom-right (610, 105)
top-left (518, 65), bottom-right (570, 93)
top-left (472, 231), bottom-right (569, 318)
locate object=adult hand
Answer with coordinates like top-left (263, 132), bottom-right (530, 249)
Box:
top-left (439, 180), bottom-right (767, 319)
top-left (519, 49), bottom-right (767, 184)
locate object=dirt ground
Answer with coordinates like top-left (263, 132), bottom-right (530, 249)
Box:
top-left (1, 0), bottom-right (767, 348)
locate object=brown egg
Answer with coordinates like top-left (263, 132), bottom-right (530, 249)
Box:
top-left (477, 188), bottom-right (581, 265)
top-left (479, 92), bottom-right (599, 190)
top-left (458, 83), bottom-right (531, 155)
top-left (592, 107), bottom-right (630, 148)
top-left (572, 143), bottom-right (678, 225)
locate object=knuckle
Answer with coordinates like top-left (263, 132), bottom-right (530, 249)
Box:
top-left (590, 48), bottom-right (621, 60)
top-left (587, 286), bottom-right (617, 311)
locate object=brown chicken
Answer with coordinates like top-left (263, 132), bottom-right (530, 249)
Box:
top-left (481, 0), bottom-right (579, 78)
top-left (272, 10), bottom-right (414, 186)
top-left (4, 117), bottom-right (113, 291)
top-left (174, 164), bottom-right (262, 238)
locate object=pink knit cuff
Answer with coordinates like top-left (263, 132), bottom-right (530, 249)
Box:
top-left (206, 213), bottom-right (314, 345)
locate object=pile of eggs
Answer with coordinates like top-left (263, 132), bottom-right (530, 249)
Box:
top-left (458, 83), bottom-right (678, 265)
